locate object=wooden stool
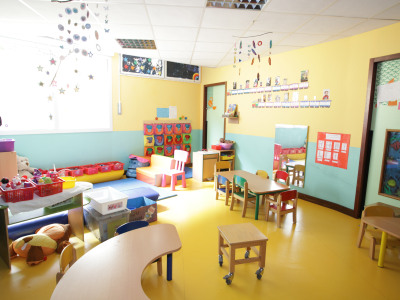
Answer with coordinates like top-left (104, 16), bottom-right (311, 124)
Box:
top-left (218, 223), bottom-right (268, 285)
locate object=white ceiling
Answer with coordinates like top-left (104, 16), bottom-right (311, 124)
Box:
top-left (0, 0), bottom-right (399, 68)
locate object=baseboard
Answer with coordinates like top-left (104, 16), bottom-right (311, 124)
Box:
top-left (298, 192), bottom-right (356, 218)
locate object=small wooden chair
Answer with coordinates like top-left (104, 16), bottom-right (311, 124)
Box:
top-left (231, 175), bottom-right (256, 218)
top-left (266, 189), bottom-right (297, 228)
top-left (215, 161), bottom-right (233, 205)
top-left (357, 205), bottom-right (400, 260)
top-left (115, 221), bottom-right (162, 275)
top-left (274, 170), bottom-right (290, 185)
top-left (292, 165), bottom-right (305, 186)
top-left (256, 170), bottom-right (269, 179)
top-left (256, 170), bottom-right (269, 205)
top-left (56, 244), bottom-right (77, 284)
top-left (162, 150), bottom-right (189, 191)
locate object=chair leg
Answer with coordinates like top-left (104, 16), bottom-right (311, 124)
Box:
top-left (181, 175), bottom-right (186, 188)
top-left (277, 212), bottom-right (282, 228)
top-left (230, 196), bottom-right (235, 211)
top-left (171, 175), bottom-right (176, 191)
top-left (293, 209), bottom-right (297, 224)
top-left (265, 203), bottom-right (270, 221)
top-left (369, 238), bottom-right (376, 260)
top-left (242, 200), bottom-right (247, 218)
top-left (157, 257), bottom-right (162, 276)
top-left (357, 222), bottom-right (367, 247)
top-left (225, 192), bottom-right (229, 206)
top-left (261, 195), bottom-right (265, 205)
top-left (162, 174), bottom-right (167, 187)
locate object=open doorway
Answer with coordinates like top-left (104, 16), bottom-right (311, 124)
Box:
top-left (202, 82), bottom-right (227, 149)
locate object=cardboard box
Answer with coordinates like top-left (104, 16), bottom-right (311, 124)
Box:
top-left (127, 197), bottom-right (157, 223)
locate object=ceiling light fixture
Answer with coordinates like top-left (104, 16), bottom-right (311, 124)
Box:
top-left (116, 39), bottom-right (157, 50)
top-left (206, 0), bottom-right (268, 10)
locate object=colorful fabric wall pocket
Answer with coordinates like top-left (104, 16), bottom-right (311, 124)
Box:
top-left (144, 135), bottom-right (154, 146)
top-left (154, 135), bottom-right (164, 146)
top-left (144, 123), bottom-right (154, 135)
top-left (183, 144), bottom-right (191, 153)
top-left (164, 145), bottom-right (174, 156)
top-left (144, 146), bottom-right (154, 156)
top-left (174, 134), bottom-right (182, 144)
top-left (164, 123), bottom-right (174, 135)
top-left (183, 123), bottom-right (192, 133)
top-left (173, 123), bottom-right (182, 134)
top-left (155, 146), bottom-right (164, 156)
top-left (164, 134), bottom-right (174, 145)
top-left (174, 144), bottom-right (183, 151)
top-left (154, 124), bottom-right (164, 135)
top-left (183, 133), bottom-right (191, 144)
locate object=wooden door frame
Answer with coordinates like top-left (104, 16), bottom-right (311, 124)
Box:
top-left (354, 53), bottom-right (400, 218)
top-left (202, 82), bottom-right (227, 149)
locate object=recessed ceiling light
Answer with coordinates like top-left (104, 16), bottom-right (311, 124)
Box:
top-left (116, 39), bottom-right (157, 49)
top-left (206, 0), bottom-right (268, 10)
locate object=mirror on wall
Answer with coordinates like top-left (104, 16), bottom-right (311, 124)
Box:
top-left (273, 124), bottom-right (308, 187)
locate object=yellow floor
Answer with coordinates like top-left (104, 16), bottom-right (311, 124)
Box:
top-left (1, 179), bottom-right (400, 300)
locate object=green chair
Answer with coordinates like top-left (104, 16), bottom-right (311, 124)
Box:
top-left (230, 175), bottom-right (257, 218)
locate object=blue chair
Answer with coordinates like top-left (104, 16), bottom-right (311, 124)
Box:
top-left (114, 221), bottom-right (162, 275)
top-left (114, 220), bottom-right (149, 235)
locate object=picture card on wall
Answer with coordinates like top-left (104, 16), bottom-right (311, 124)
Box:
top-left (144, 123), bottom-right (154, 135)
top-left (164, 123), bottom-right (173, 134)
top-left (144, 135), bottom-right (154, 146)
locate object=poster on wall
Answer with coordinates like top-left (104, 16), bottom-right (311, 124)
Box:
top-left (379, 129), bottom-right (400, 200)
top-left (120, 54), bottom-right (164, 78)
top-left (166, 61), bottom-right (200, 82)
top-left (315, 132), bottom-right (350, 169)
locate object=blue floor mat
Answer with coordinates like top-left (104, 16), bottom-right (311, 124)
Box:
top-left (93, 178), bottom-right (177, 200)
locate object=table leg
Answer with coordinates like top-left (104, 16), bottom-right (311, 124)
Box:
top-left (255, 195), bottom-right (260, 220)
top-left (167, 253), bottom-right (173, 280)
top-left (68, 194), bottom-right (84, 242)
top-left (378, 231), bottom-right (388, 268)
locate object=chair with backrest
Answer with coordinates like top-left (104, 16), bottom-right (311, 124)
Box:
top-left (292, 165), bottom-right (305, 186)
top-left (274, 170), bottom-right (290, 185)
top-left (265, 189), bottom-right (298, 228)
top-left (278, 154), bottom-right (289, 172)
top-left (162, 150), bottom-right (189, 191)
top-left (230, 175), bottom-right (257, 218)
top-left (114, 221), bottom-right (163, 275)
top-left (256, 170), bottom-right (269, 179)
top-left (256, 170), bottom-right (269, 205)
top-left (56, 244), bottom-right (77, 284)
top-left (357, 205), bottom-right (400, 260)
top-left (215, 161), bottom-right (232, 205)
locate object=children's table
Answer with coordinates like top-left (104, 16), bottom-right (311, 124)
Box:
top-left (218, 222), bottom-right (268, 285)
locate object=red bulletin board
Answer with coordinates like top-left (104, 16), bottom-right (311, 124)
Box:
top-left (315, 132), bottom-right (351, 169)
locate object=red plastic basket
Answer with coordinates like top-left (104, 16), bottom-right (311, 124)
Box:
top-left (81, 164), bottom-right (99, 175)
top-left (35, 178), bottom-right (64, 197)
top-left (107, 161), bottom-right (124, 171)
top-left (0, 181), bottom-right (36, 203)
top-left (95, 163), bottom-right (112, 172)
top-left (66, 166), bottom-right (84, 177)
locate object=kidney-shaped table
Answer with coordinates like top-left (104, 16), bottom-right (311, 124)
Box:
top-left (51, 223), bottom-right (182, 300)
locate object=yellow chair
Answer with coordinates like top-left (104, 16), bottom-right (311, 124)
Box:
top-left (292, 165), bottom-right (305, 186)
top-left (215, 161), bottom-right (232, 205)
top-left (256, 170), bottom-right (269, 205)
top-left (357, 205), bottom-right (400, 260)
top-left (230, 175), bottom-right (256, 218)
top-left (256, 170), bottom-right (269, 179)
top-left (266, 190), bottom-right (298, 228)
top-left (56, 244), bottom-right (77, 284)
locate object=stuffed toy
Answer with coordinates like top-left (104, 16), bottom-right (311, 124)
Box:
top-left (9, 223), bottom-right (72, 266)
top-left (17, 155), bottom-right (35, 178)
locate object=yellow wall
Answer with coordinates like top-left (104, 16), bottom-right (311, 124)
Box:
top-left (111, 54), bottom-right (202, 131)
top-left (201, 22), bottom-right (400, 147)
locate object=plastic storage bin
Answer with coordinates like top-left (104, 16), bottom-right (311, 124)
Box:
top-left (35, 178), bottom-right (64, 197)
top-left (0, 180), bottom-right (36, 202)
top-left (66, 166), bottom-right (84, 177)
top-left (85, 186), bottom-right (128, 215)
top-left (83, 205), bottom-right (130, 242)
top-left (95, 163), bottom-right (112, 173)
top-left (108, 161), bottom-right (124, 171)
top-left (81, 164), bottom-right (99, 175)
top-left (0, 139), bottom-right (15, 152)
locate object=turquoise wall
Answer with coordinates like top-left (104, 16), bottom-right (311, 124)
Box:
top-left (227, 133), bottom-right (359, 209)
top-left (1, 130), bottom-right (202, 170)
